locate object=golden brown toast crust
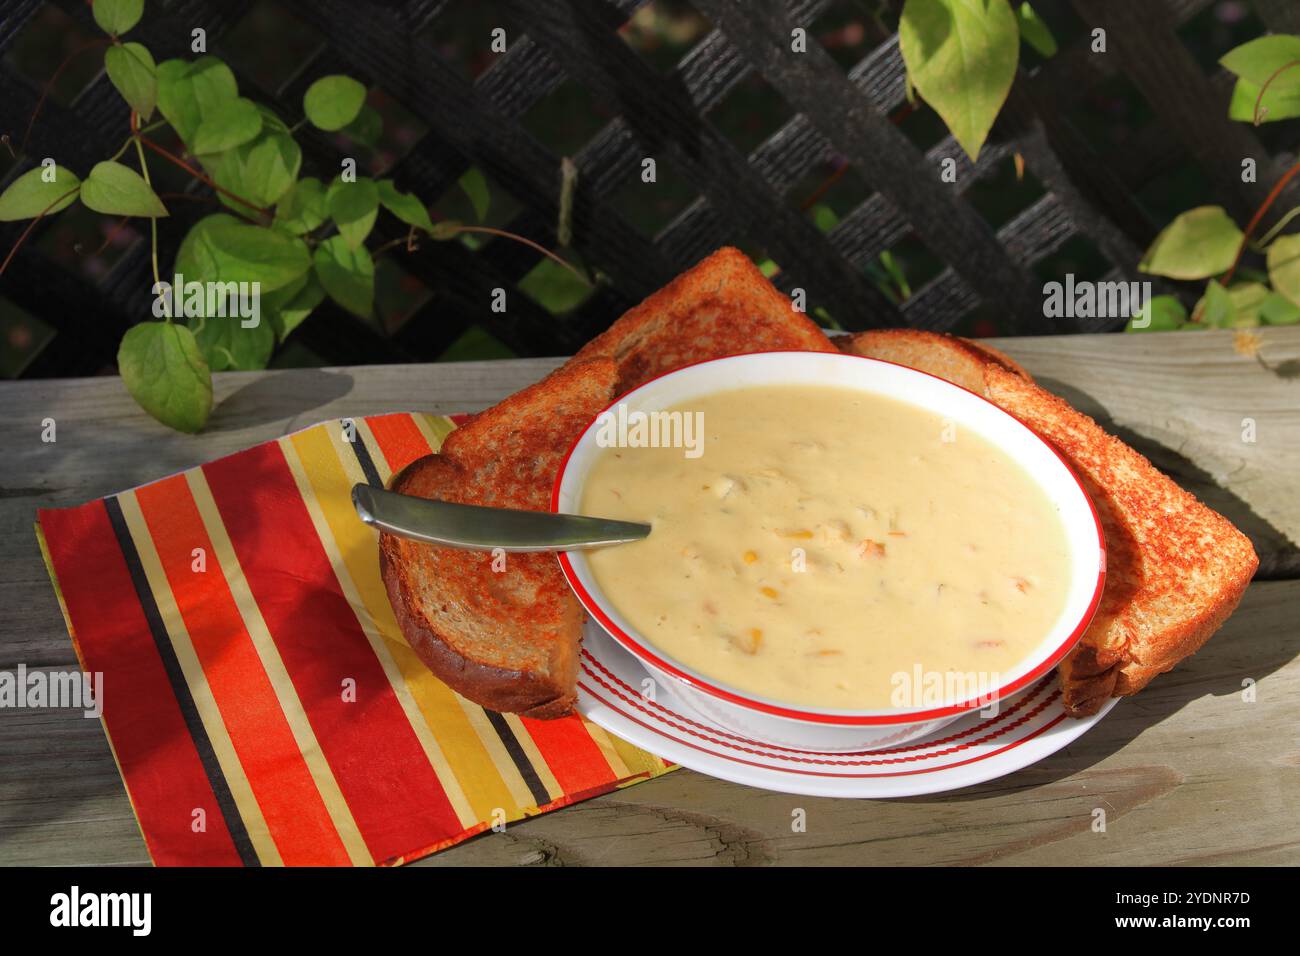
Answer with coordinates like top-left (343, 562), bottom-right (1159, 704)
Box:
top-left (379, 358), bottom-right (618, 718)
top-left (961, 338), bottom-right (1033, 381)
top-left (381, 540), bottom-right (579, 719)
top-left (834, 328), bottom-right (1032, 392)
top-left (577, 246), bottom-right (835, 393)
top-left (984, 365), bottom-right (1258, 715)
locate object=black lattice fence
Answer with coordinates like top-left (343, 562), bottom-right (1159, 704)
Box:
top-left (2, 0), bottom-right (1297, 378)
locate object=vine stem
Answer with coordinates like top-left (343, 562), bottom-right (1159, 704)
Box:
top-left (83, 213), bottom-right (132, 259)
top-left (370, 227), bottom-right (419, 258)
top-left (107, 120), bottom-right (166, 162)
top-left (136, 135), bottom-right (270, 219)
top-left (1253, 59), bottom-right (1300, 125)
top-left (1189, 156), bottom-right (1300, 323)
top-left (1254, 204), bottom-right (1300, 249)
top-left (131, 112), bottom-right (165, 318)
top-left (451, 225), bottom-right (591, 285)
top-left (800, 158), bottom-right (848, 210)
top-left (0, 185), bottom-right (80, 276)
top-left (370, 236), bottom-right (406, 257)
top-left (1221, 155), bottom-right (1300, 288)
top-left (20, 37), bottom-right (112, 153)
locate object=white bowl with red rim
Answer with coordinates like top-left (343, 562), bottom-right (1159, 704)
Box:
top-left (553, 351), bottom-right (1106, 752)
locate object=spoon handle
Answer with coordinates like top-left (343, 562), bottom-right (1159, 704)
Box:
top-left (351, 485), bottom-right (651, 552)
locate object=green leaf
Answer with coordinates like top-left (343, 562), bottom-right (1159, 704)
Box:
top-left (117, 322), bottom-right (213, 433)
top-left (1194, 281), bottom-right (1235, 328)
top-left (156, 57), bottom-right (239, 146)
top-left (878, 250), bottom-right (911, 299)
top-left (898, 0), bottom-right (1019, 160)
top-left (257, 104), bottom-right (292, 135)
top-left (191, 97), bottom-right (263, 155)
top-left (0, 165), bottom-right (81, 221)
top-left (191, 311), bottom-right (276, 372)
top-left (812, 203), bottom-right (839, 232)
top-left (1260, 291), bottom-right (1300, 325)
top-left (341, 105), bottom-right (383, 148)
top-left (314, 235), bottom-right (374, 318)
top-left (1015, 3), bottom-right (1057, 58)
top-left (1221, 35), bottom-right (1300, 124)
top-left (1139, 206), bottom-right (1242, 280)
top-left (266, 272), bottom-right (326, 341)
top-left (518, 257), bottom-right (591, 314)
top-left (376, 179), bottom-right (435, 233)
top-left (274, 177), bottom-right (329, 235)
top-left (80, 160), bottom-right (167, 217)
top-left (174, 214), bottom-right (312, 294)
top-left (1228, 76), bottom-right (1300, 124)
top-left (210, 112), bottom-right (302, 211)
top-left (327, 176), bottom-right (379, 249)
top-left (1266, 233), bottom-right (1300, 306)
top-left (104, 42), bottom-right (156, 120)
top-left (303, 75), bottom-right (367, 132)
top-left (1220, 35), bottom-right (1300, 85)
top-left (430, 220), bottom-right (461, 241)
top-left (1227, 281), bottom-right (1270, 327)
top-left (1125, 294), bottom-right (1186, 332)
top-left (458, 168), bottom-right (491, 222)
top-left (93, 0), bottom-right (144, 36)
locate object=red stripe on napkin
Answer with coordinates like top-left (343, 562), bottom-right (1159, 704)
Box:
top-left (365, 413), bottom-right (436, 472)
top-left (202, 442), bottom-right (462, 864)
top-left (39, 501), bottom-right (245, 866)
top-left (135, 476), bottom-right (352, 866)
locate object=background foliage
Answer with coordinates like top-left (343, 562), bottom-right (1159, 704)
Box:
top-left (1, 0), bottom-right (1297, 430)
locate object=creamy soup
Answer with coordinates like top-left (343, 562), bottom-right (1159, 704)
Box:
top-left (579, 385), bottom-right (1073, 710)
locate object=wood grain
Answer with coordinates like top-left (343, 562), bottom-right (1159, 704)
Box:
top-left (1, 328), bottom-right (1296, 864)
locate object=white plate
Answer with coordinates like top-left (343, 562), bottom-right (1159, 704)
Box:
top-left (576, 619), bottom-right (1118, 798)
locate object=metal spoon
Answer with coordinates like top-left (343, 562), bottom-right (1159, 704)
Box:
top-left (351, 484), bottom-right (651, 552)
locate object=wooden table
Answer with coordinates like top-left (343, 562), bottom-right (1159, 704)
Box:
top-left (2, 329), bottom-right (1297, 866)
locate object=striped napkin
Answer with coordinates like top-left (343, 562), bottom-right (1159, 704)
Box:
top-left (36, 412), bottom-right (674, 866)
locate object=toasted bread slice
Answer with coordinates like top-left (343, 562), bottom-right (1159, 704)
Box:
top-left (576, 246), bottom-right (836, 393)
top-left (837, 328), bottom-right (1257, 716)
top-left (382, 248), bottom-right (838, 717)
top-left (983, 365), bottom-right (1258, 714)
top-left (835, 328), bottom-right (1032, 391)
top-left (379, 358), bottom-right (618, 718)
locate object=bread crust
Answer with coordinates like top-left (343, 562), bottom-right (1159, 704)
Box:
top-left (834, 328), bottom-right (1032, 392)
top-left (378, 359), bottom-right (615, 719)
top-left (577, 246), bottom-right (835, 393)
top-left (961, 338), bottom-right (1032, 380)
top-left (380, 542), bottom-right (576, 718)
top-left (981, 364), bottom-right (1258, 716)
top-left (1111, 557), bottom-right (1254, 695)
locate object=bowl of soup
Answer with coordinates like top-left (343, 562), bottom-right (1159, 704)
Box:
top-left (553, 351), bottom-right (1106, 751)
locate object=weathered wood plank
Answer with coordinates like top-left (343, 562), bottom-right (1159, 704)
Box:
top-left (996, 329), bottom-right (1300, 577)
